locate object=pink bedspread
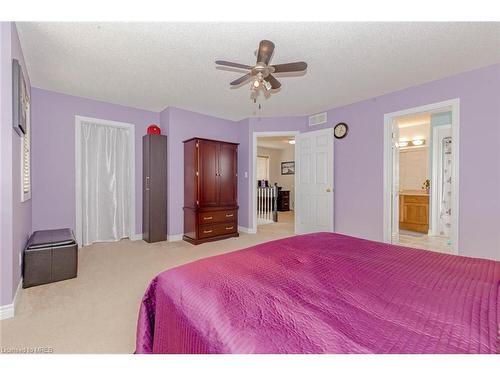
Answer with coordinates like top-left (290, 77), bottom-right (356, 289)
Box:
top-left (135, 232), bottom-right (500, 354)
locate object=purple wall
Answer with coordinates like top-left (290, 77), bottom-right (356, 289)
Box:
top-left (162, 107), bottom-right (245, 235)
top-left (30, 88), bottom-right (160, 237)
top-left (0, 22), bottom-right (14, 306)
top-left (26, 63), bottom-right (500, 273)
top-left (156, 111), bottom-right (307, 233)
top-left (11, 22), bottom-right (32, 304)
top-left (1, 23), bottom-right (32, 306)
top-left (236, 118), bottom-right (250, 228)
top-left (311, 64), bottom-right (500, 260)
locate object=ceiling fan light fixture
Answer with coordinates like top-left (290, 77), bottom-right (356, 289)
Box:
top-left (216, 40), bottom-right (307, 94)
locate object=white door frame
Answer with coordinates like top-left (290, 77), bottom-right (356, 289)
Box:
top-left (251, 131), bottom-right (299, 234)
top-left (75, 115), bottom-right (136, 246)
top-left (383, 99), bottom-right (460, 254)
top-left (430, 124), bottom-right (452, 236)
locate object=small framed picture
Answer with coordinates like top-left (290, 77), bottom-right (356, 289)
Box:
top-left (281, 161), bottom-right (295, 175)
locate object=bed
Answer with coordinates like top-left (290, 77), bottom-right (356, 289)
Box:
top-left (135, 232), bottom-right (500, 354)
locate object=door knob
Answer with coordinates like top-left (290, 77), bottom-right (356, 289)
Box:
top-left (326, 188), bottom-right (332, 192)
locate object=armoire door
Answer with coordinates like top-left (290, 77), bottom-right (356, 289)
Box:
top-left (217, 143), bottom-right (237, 206)
top-left (198, 140), bottom-right (219, 207)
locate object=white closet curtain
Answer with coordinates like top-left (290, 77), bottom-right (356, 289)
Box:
top-left (81, 121), bottom-right (132, 246)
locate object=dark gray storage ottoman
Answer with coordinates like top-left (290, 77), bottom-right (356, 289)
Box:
top-left (23, 228), bottom-right (78, 288)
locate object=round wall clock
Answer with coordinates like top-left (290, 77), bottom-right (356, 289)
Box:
top-left (334, 122), bottom-right (349, 139)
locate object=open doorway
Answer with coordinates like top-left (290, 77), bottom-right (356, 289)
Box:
top-left (255, 135), bottom-right (296, 235)
top-left (384, 100), bottom-right (459, 254)
top-left (251, 128), bottom-right (334, 236)
top-left (249, 131), bottom-right (299, 235)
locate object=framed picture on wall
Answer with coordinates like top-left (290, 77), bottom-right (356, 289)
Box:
top-left (281, 161), bottom-right (295, 175)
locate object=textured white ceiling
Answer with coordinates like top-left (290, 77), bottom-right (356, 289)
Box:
top-left (16, 22), bottom-right (500, 120)
top-left (258, 136), bottom-right (295, 150)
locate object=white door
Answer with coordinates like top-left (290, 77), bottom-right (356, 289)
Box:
top-left (391, 121), bottom-right (400, 238)
top-left (295, 128), bottom-right (334, 234)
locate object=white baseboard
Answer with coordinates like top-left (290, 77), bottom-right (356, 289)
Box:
top-left (131, 233), bottom-right (183, 242)
top-left (0, 278), bottom-right (22, 320)
top-left (238, 226), bottom-right (256, 234)
top-left (138, 230), bottom-right (252, 240)
top-left (0, 302), bottom-right (14, 320)
top-left (131, 233), bottom-right (143, 241)
top-left (167, 234), bottom-right (183, 242)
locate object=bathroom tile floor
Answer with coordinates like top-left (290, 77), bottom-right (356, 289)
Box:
top-left (392, 231), bottom-right (452, 254)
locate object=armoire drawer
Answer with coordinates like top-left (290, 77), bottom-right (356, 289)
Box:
top-left (198, 209), bottom-right (237, 224)
top-left (199, 222), bottom-right (237, 239)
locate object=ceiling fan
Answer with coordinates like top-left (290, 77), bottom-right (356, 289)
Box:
top-left (215, 40), bottom-right (308, 92)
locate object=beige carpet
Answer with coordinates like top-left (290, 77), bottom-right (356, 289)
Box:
top-left (0, 213), bottom-right (295, 354)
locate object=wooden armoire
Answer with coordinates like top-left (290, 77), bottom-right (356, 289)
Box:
top-left (143, 134), bottom-right (167, 243)
top-left (183, 138), bottom-right (239, 245)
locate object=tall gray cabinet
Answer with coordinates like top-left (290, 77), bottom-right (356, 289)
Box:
top-left (143, 134), bottom-right (167, 243)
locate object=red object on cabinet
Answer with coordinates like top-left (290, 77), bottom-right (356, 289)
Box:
top-left (147, 125), bottom-right (161, 135)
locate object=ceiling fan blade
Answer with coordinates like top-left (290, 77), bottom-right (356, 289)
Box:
top-left (215, 60), bottom-right (252, 70)
top-left (272, 62), bottom-right (308, 73)
top-left (265, 74), bottom-right (281, 89)
top-left (257, 40), bottom-right (275, 65)
top-left (230, 73), bottom-right (253, 86)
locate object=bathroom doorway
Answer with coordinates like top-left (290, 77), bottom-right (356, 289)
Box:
top-left (383, 100), bottom-right (460, 254)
